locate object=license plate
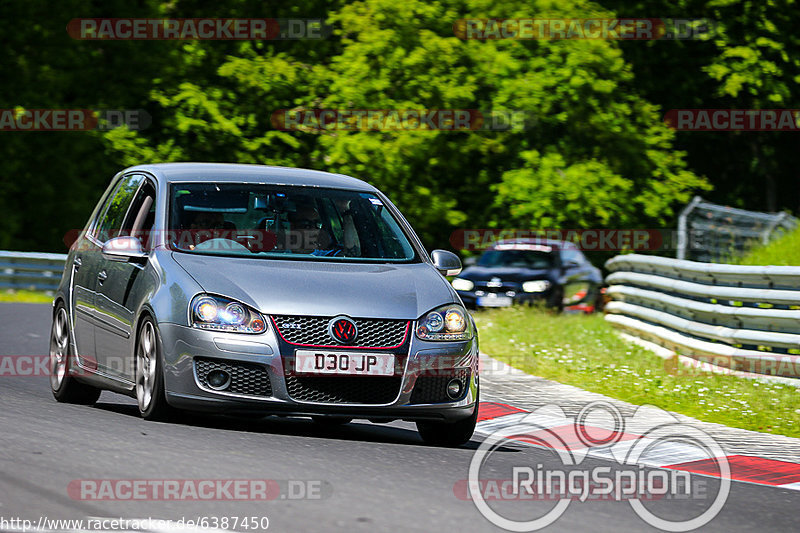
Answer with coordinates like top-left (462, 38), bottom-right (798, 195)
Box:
top-left (477, 295), bottom-right (513, 307)
top-left (294, 350), bottom-right (395, 376)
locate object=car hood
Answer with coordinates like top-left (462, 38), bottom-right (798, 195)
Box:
top-left (459, 266), bottom-right (553, 283)
top-left (172, 253), bottom-right (455, 319)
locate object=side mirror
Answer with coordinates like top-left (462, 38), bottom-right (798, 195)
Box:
top-left (431, 249), bottom-right (462, 276)
top-left (102, 236), bottom-right (148, 263)
top-left (464, 256), bottom-right (478, 267)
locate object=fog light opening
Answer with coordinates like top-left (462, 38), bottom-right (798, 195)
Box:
top-left (446, 379), bottom-right (464, 400)
top-left (206, 369), bottom-right (231, 391)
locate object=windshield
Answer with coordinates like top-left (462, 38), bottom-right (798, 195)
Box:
top-left (477, 249), bottom-right (555, 269)
top-left (168, 183), bottom-right (417, 262)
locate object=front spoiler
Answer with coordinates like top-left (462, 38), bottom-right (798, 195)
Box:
top-left (166, 391), bottom-right (477, 422)
top-left (158, 323), bottom-right (479, 423)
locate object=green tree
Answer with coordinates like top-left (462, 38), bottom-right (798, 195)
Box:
top-left (603, 0), bottom-right (800, 213)
top-left (107, 0), bottom-right (708, 250)
top-left (0, 0), bottom-right (171, 251)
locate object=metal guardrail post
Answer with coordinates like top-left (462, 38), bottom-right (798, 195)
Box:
top-left (677, 196), bottom-right (798, 262)
top-left (676, 195), bottom-right (702, 260)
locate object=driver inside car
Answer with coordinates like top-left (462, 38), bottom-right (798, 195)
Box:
top-left (183, 210), bottom-right (229, 250)
top-left (286, 201), bottom-right (343, 256)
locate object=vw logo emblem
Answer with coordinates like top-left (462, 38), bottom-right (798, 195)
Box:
top-left (328, 316), bottom-right (358, 344)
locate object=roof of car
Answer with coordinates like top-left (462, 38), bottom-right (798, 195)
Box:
top-left (122, 163), bottom-right (378, 192)
top-left (489, 239), bottom-right (579, 251)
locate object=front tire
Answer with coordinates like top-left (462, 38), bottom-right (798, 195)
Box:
top-left (135, 317), bottom-right (173, 421)
top-left (547, 286), bottom-right (565, 313)
top-left (416, 394), bottom-right (479, 447)
top-left (50, 304), bottom-right (101, 405)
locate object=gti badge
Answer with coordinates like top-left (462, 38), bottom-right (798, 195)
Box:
top-left (328, 316), bottom-right (358, 344)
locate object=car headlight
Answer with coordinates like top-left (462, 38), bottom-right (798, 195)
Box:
top-left (451, 278), bottom-right (474, 292)
top-left (416, 304), bottom-right (474, 341)
top-left (190, 294), bottom-right (266, 334)
top-left (522, 280), bottom-right (551, 293)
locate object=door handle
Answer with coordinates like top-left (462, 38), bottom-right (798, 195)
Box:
top-left (97, 270), bottom-right (108, 284)
top-left (73, 257), bottom-right (82, 270)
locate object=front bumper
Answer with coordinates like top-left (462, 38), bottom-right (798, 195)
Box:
top-left (158, 322), bottom-right (479, 423)
top-left (457, 288), bottom-right (554, 308)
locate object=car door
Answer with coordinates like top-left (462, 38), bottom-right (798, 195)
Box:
top-left (69, 177), bottom-right (126, 365)
top-left (70, 236), bottom-right (101, 365)
top-left (91, 173), bottom-right (146, 379)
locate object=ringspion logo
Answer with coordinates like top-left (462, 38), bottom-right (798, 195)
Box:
top-left (467, 401), bottom-right (730, 531)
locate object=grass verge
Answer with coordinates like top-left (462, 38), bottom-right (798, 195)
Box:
top-left (475, 306), bottom-right (800, 438)
top-left (0, 290), bottom-right (53, 304)
top-left (731, 225), bottom-right (800, 266)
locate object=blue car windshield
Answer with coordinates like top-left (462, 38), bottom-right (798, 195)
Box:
top-left (478, 250), bottom-right (554, 269)
top-left (168, 183), bottom-right (417, 262)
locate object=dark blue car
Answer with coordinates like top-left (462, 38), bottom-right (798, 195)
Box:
top-left (451, 239), bottom-right (603, 311)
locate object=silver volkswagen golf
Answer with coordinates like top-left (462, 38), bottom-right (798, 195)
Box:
top-left (50, 163), bottom-right (479, 446)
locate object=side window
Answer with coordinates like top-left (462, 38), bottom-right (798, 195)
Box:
top-left (95, 174), bottom-right (145, 243)
top-left (124, 181), bottom-right (157, 250)
top-left (377, 205), bottom-right (412, 258)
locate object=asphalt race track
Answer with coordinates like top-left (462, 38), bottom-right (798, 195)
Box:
top-left (1, 302), bottom-right (798, 532)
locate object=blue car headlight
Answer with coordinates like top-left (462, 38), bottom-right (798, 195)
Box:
top-left (451, 278), bottom-right (474, 292)
top-left (190, 294), bottom-right (266, 334)
top-left (416, 304), bottom-right (474, 341)
top-left (522, 280), bottom-right (551, 293)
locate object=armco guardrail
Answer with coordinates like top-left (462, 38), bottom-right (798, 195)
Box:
top-left (677, 196), bottom-right (797, 262)
top-left (604, 254), bottom-right (800, 378)
top-left (0, 251), bottom-right (68, 292)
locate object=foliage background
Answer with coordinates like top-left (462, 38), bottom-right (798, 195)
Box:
top-left (2, 0), bottom-right (797, 255)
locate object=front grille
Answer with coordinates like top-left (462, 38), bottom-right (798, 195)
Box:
top-left (194, 357), bottom-right (272, 397)
top-left (271, 315), bottom-right (409, 348)
top-left (410, 368), bottom-right (471, 404)
top-left (476, 281), bottom-right (520, 293)
top-left (284, 375), bottom-right (402, 404)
